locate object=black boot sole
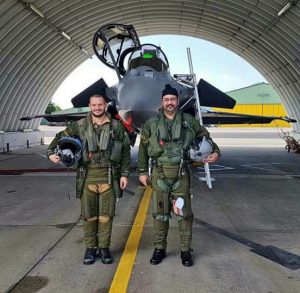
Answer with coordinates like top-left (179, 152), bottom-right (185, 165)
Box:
top-left (98, 251), bottom-right (113, 264)
top-left (83, 259), bottom-right (95, 265)
top-left (150, 259), bottom-right (161, 265)
top-left (150, 254), bottom-right (166, 265)
top-left (182, 260), bottom-right (193, 267)
top-left (101, 258), bottom-right (113, 264)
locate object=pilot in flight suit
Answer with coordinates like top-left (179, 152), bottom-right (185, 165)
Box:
top-left (138, 85), bottom-right (220, 267)
top-left (48, 94), bottom-right (131, 265)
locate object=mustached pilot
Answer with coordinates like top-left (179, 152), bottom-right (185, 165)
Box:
top-left (138, 84), bottom-right (220, 267)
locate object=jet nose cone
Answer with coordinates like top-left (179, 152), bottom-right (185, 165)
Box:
top-left (118, 110), bottom-right (157, 129)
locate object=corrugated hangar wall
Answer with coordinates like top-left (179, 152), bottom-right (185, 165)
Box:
top-left (0, 0), bottom-right (299, 132)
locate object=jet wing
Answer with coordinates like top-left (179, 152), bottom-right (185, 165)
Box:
top-left (197, 79), bottom-right (236, 109)
top-left (20, 78), bottom-right (108, 123)
top-left (71, 78), bottom-right (108, 108)
top-left (202, 109), bottom-right (297, 125)
top-left (20, 112), bottom-right (87, 123)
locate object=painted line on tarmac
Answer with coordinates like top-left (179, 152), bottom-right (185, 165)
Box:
top-left (109, 186), bottom-right (152, 293)
top-left (35, 152), bottom-right (48, 159)
top-left (241, 163), bottom-right (289, 174)
top-left (219, 144), bottom-right (284, 148)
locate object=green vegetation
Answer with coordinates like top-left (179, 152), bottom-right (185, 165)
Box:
top-left (45, 102), bottom-right (61, 114)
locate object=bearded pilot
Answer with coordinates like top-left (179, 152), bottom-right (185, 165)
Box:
top-left (48, 94), bottom-right (131, 265)
top-left (138, 84), bottom-right (220, 267)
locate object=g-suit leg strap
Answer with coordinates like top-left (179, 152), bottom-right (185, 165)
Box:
top-left (99, 215), bottom-right (110, 223)
top-left (87, 183), bottom-right (110, 194)
top-left (87, 216), bottom-right (98, 222)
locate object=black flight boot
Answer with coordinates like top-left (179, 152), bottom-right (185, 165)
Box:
top-left (83, 248), bottom-right (97, 265)
top-left (150, 249), bottom-right (166, 265)
top-left (99, 248), bottom-right (113, 264)
top-left (181, 251), bottom-right (193, 267)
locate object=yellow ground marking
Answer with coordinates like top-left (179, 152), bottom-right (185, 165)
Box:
top-left (109, 186), bottom-right (152, 293)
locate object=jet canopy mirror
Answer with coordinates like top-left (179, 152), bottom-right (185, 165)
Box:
top-left (93, 23), bottom-right (141, 76)
top-left (128, 44), bottom-right (169, 72)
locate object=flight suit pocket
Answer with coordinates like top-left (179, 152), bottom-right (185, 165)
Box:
top-left (171, 192), bottom-right (192, 219)
top-left (100, 187), bottom-right (116, 217)
top-left (110, 141), bottom-right (123, 164)
top-left (147, 135), bottom-right (163, 158)
top-left (76, 166), bottom-right (86, 198)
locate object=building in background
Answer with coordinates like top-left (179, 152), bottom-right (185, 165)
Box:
top-left (216, 82), bottom-right (290, 127)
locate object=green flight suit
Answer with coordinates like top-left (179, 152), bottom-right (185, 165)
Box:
top-left (48, 112), bottom-right (131, 248)
top-left (138, 110), bottom-right (220, 252)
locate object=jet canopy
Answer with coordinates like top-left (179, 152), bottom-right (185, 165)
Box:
top-left (128, 44), bottom-right (169, 72)
top-left (93, 23), bottom-right (140, 76)
top-left (93, 24), bottom-right (169, 75)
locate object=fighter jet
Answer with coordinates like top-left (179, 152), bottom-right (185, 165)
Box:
top-left (21, 23), bottom-right (296, 144)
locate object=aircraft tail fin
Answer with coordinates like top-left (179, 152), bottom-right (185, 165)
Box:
top-left (197, 79), bottom-right (236, 109)
top-left (71, 78), bottom-right (108, 108)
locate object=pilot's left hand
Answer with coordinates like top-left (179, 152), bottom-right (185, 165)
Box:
top-left (120, 176), bottom-right (128, 190)
top-left (203, 152), bottom-right (219, 164)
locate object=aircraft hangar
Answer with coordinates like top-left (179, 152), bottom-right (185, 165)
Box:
top-left (0, 0), bottom-right (299, 133)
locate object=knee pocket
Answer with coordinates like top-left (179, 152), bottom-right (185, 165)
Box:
top-left (152, 190), bottom-right (171, 217)
top-left (171, 193), bottom-right (193, 219)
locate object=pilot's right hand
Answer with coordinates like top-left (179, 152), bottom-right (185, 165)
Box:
top-left (139, 175), bottom-right (149, 186)
top-left (49, 154), bottom-right (61, 164)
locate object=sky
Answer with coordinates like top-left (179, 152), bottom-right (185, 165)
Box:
top-left (52, 35), bottom-right (267, 109)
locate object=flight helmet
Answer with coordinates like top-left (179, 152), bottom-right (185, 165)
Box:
top-left (56, 137), bottom-right (82, 167)
top-left (190, 137), bottom-right (213, 163)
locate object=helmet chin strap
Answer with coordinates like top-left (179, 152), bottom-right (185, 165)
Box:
top-left (55, 136), bottom-right (83, 200)
top-left (67, 167), bottom-right (70, 200)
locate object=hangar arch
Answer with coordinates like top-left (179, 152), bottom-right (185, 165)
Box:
top-left (0, 0), bottom-right (299, 131)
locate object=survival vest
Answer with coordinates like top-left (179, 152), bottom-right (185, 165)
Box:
top-left (147, 111), bottom-right (196, 165)
top-left (77, 116), bottom-right (123, 167)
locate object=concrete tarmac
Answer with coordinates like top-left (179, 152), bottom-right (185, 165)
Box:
top-left (1, 128), bottom-right (300, 293)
